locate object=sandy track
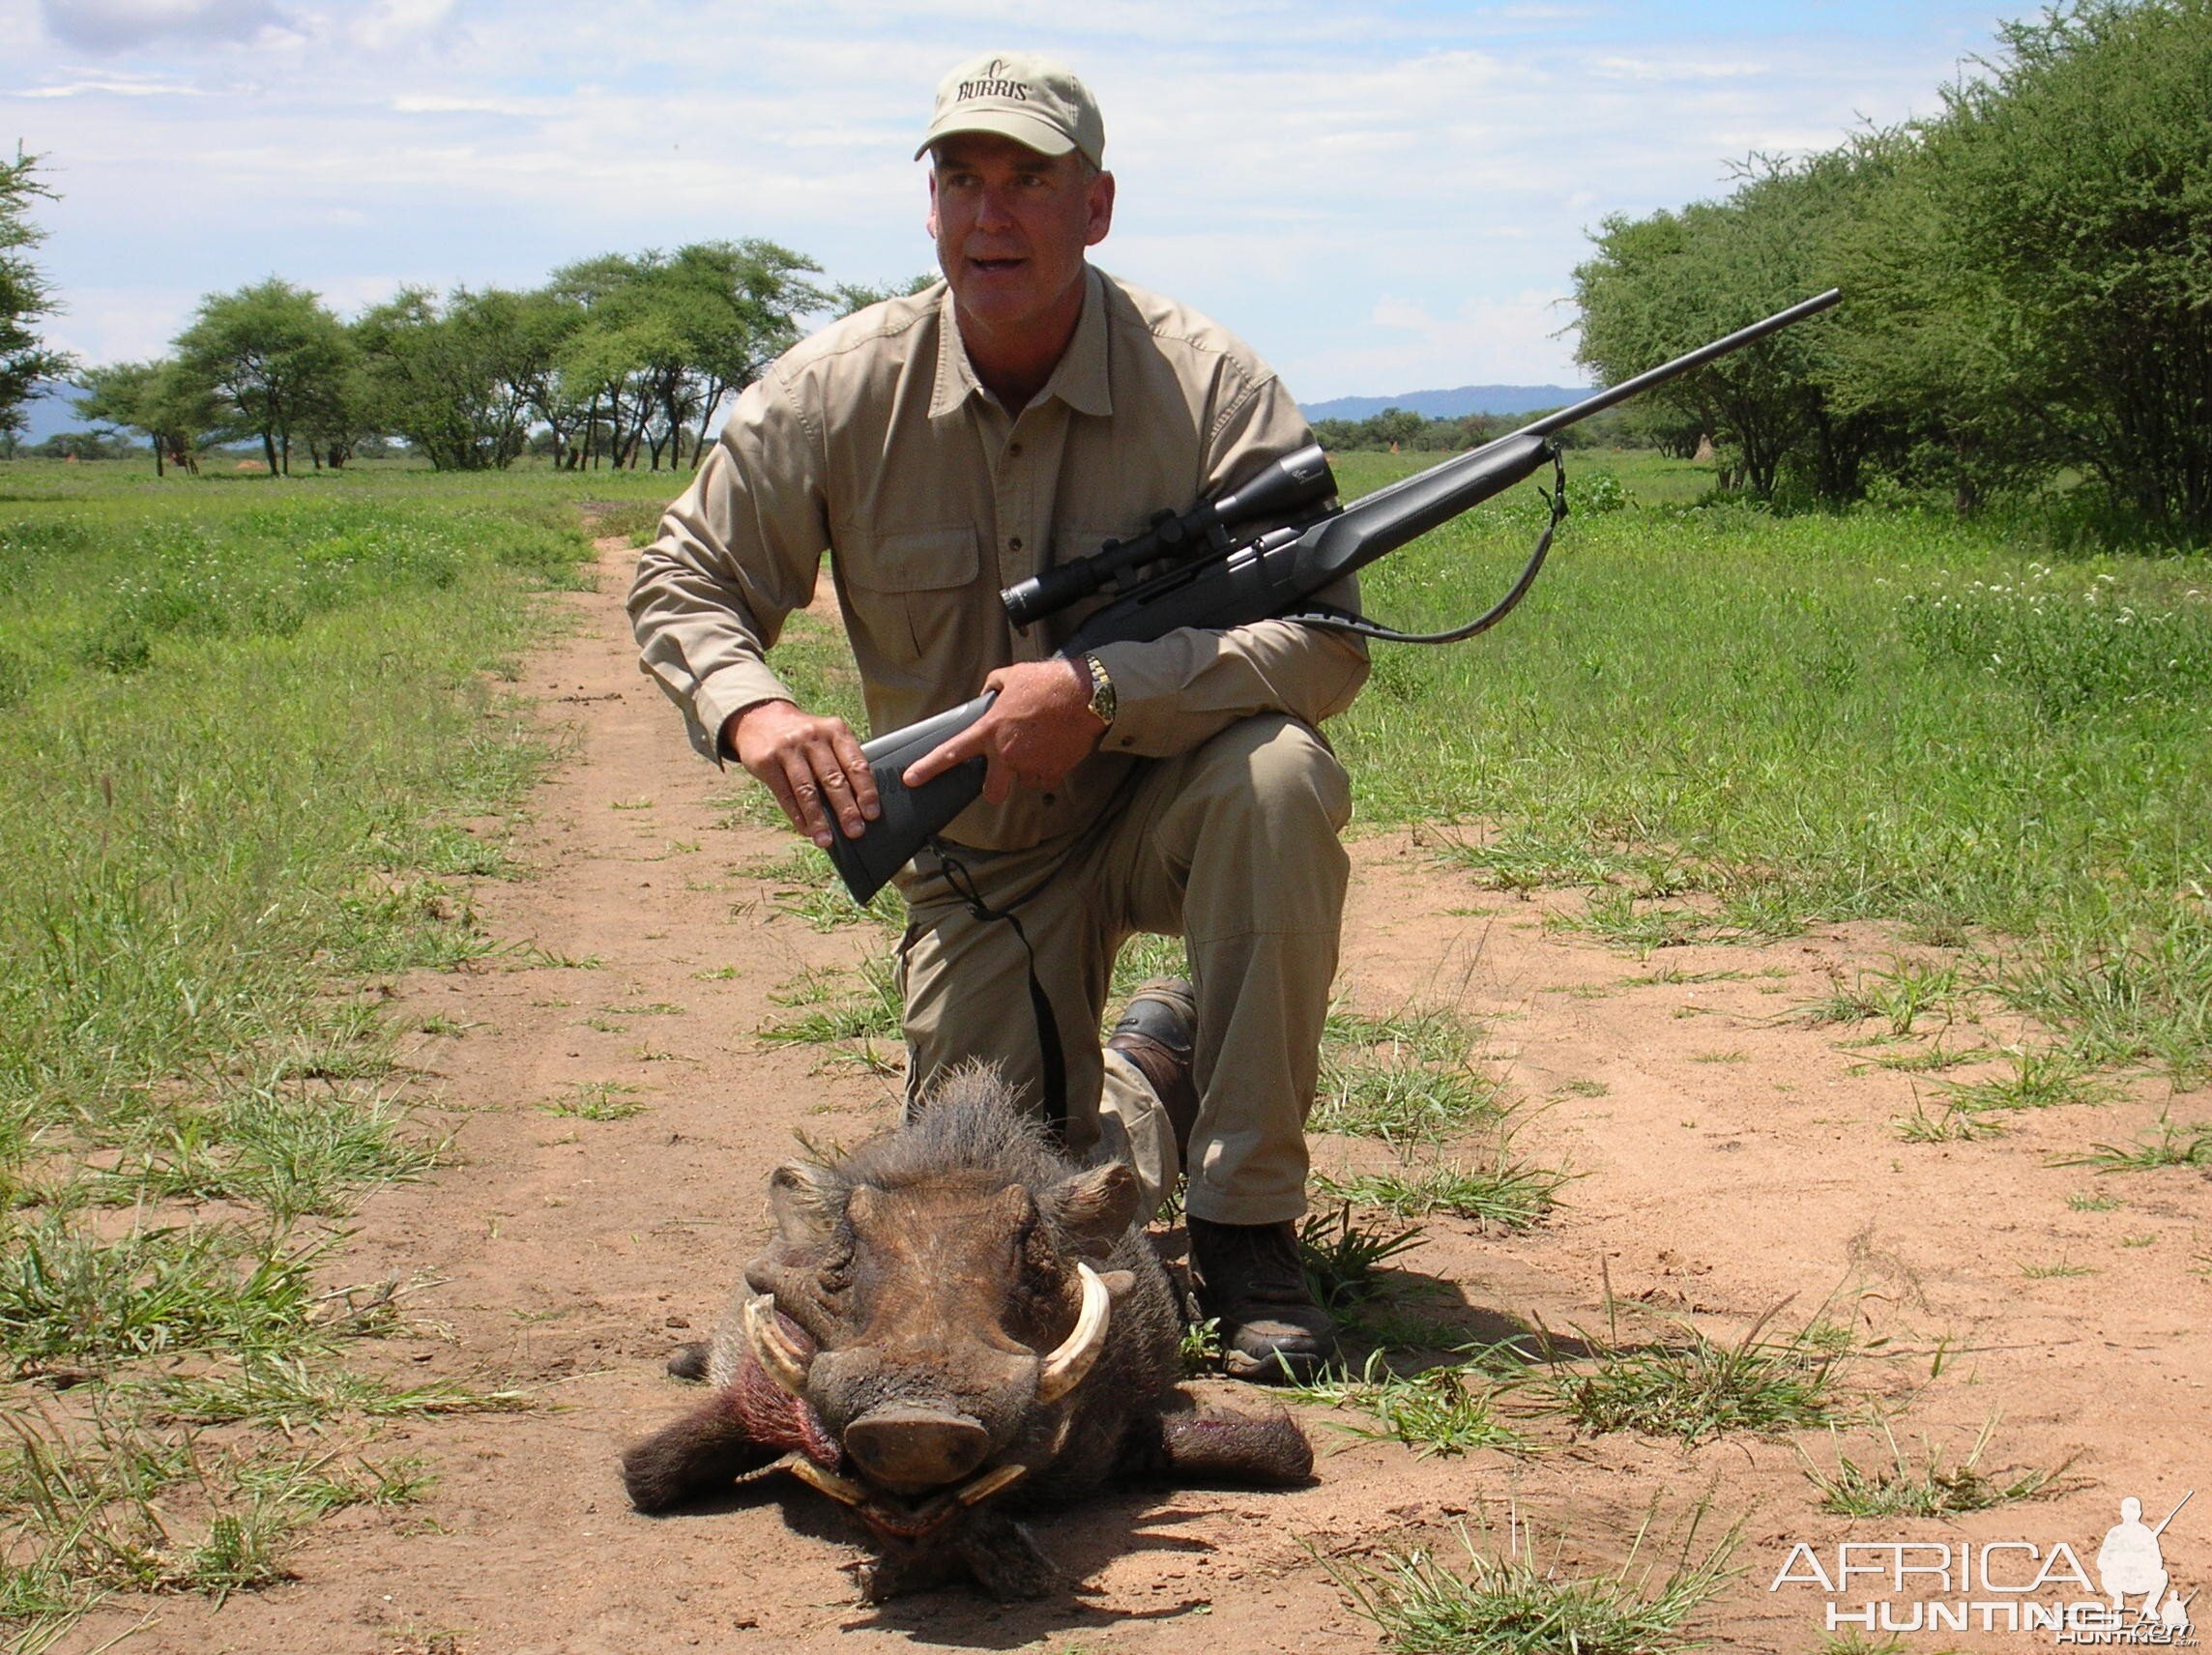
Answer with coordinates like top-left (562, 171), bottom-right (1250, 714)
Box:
top-left (78, 536), bottom-right (2209, 1655)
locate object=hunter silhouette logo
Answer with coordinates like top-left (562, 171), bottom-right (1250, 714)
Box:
top-left (2098, 1495), bottom-right (2195, 1637)
top-left (1768, 1489), bottom-right (2197, 1643)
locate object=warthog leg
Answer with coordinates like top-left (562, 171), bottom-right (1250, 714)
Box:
top-left (1136, 1382), bottom-right (1315, 1486)
top-left (623, 1354), bottom-right (840, 1513)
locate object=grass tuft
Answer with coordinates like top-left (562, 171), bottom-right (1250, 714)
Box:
top-left (1316, 1136), bottom-right (1571, 1232)
top-left (1326, 1502), bottom-right (1739, 1655)
top-left (1942, 1047), bottom-right (2110, 1114)
top-left (1297, 1206), bottom-right (1426, 1312)
top-left (1518, 1307), bottom-right (1845, 1444)
top-left (1802, 1420), bottom-right (2059, 1517)
top-left (538, 1081), bottom-right (645, 1121)
top-left (2056, 1110), bottom-right (2212, 1174)
top-left (1287, 1353), bottom-right (1526, 1459)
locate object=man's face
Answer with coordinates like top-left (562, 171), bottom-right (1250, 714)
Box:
top-left (926, 133), bottom-right (1114, 339)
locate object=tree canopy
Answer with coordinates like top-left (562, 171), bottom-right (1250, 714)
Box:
top-left (1, 149), bottom-right (73, 445)
top-left (1571, 0), bottom-right (2212, 536)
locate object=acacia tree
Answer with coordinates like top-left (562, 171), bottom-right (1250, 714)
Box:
top-left (1911, 0), bottom-right (2212, 535)
top-left (546, 242), bottom-right (824, 470)
top-left (75, 360), bottom-right (223, 475)
top-left (354, 286), bottom-right (545, 470)
top-left (174, 279), bottom-right (352, 476)
top-left (1, 148), bottom-right (73, 446)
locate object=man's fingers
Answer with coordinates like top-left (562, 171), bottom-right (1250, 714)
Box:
top-left (902, 721), bottom-right (988, 789)
top-left (805, 738), bottom-right (869, 838)
top-left (831, 728), bottom-right (880, 821)
top-left (777, 749), bottom-right (835, 848)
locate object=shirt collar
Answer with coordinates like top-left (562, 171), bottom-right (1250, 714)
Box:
top-left (928, 265), bottom-right (1114, 421)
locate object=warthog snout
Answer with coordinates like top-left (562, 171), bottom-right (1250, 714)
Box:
top-left (843, 1404), bottom-right (992, 1492)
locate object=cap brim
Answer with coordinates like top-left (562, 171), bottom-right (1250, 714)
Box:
top-left (915, 108), bottom-right (1079, 162)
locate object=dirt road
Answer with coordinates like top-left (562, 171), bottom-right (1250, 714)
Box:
top-left (85, 536), bottom-right (2209, 1654)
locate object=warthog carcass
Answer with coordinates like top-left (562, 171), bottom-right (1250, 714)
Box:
top-left (622, 1064), bottom-right (1314, 1599)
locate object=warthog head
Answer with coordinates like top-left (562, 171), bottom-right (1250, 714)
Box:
top-left (738, 1106), bottom-right (1142, 1539)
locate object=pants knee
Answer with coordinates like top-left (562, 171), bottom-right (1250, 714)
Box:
top-left (1202, 715), bottom-right (1352, 844)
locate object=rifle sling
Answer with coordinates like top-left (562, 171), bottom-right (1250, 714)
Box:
top-left (927, 839), bottom-right (1069, 1140)
top-left (1283, 447), bottom-right (1568, 647)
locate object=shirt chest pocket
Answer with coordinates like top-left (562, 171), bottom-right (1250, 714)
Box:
top-left (835, 526), bottom-right (982, 673)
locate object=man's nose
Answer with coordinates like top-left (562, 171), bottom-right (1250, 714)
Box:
top-left (972, 184), bottom-right (1018, 233)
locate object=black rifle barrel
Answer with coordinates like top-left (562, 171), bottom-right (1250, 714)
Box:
top-left (1527, 287), bottom-right (1842, 438)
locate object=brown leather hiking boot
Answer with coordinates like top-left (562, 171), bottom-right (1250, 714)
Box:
top-left (1187, 1215), bottom-right (1338, 1385)
top-left (1105, 977), bottom-right (1199, 1155)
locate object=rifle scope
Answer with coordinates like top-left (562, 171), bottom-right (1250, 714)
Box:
top-left (1000, 443), bottom-right (1335, 631)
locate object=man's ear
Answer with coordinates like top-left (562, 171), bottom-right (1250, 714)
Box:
top-left (1084, 169), bottom-right (1115, 248)
top-left (925, 168), bottom-right (941, 242)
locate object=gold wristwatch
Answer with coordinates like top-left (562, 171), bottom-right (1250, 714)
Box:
top-left (1080, 653), bottom-right (1118, 731)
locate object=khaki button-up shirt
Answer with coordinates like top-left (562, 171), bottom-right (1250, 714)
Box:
top-left (628, 265), bottom-right (1368, 852)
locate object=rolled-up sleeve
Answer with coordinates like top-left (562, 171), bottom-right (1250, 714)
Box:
top-left (626, 367), bottom-right (830, 762)
top-left (1084, 372), bottom-right (1369, 757)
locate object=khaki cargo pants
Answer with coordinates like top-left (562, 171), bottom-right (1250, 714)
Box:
top-left (895, 713), bottom-right (1352, 1227)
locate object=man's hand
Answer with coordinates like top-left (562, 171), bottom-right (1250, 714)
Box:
top-left (902, 657), bottom-right (1104, 803)
top-left (725, 700), bottom-right (880, 850)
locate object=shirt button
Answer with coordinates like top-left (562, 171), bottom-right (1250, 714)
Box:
top-left (1041, 792), bottom-right (1055, 806)
top-left (1008, 442), bottom-right (1024, 458)
top-left (1008, 537), bottom-right (1024, 553)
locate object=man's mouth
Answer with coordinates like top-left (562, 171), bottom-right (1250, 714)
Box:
top-left (968, 256), bottom-right (1024, 275)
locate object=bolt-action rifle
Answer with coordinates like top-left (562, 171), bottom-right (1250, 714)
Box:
top-left (823, 288), bottom-right (1842, 903)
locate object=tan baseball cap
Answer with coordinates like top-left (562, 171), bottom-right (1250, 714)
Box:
top-left (916, 51), bottom-right (1105, 170)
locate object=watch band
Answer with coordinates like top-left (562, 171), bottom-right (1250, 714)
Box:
top-left (1081, 652), bottom-right (1117, 731)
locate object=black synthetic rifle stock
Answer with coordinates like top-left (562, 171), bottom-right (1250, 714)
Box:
top-left (824, 288), bottom-right (1842, 903)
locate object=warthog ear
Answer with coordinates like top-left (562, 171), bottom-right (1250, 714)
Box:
top-left (768, 1161), bottom-right (843, 1246)
top-left (1047, 1162), bottom-right (1140, 1258)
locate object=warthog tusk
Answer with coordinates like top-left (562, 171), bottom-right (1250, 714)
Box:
top-left (1033, 1263), bottom-right (1110, 1405)
top-left (955, 1463), bottom-right (1029, 1506)
top-left (786, 1456), bottom-right (868, 1508)
top-left (743, 1292), bottom-right (812, 1398)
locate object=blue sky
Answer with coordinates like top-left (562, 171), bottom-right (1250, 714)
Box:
top-left (7, 0), bottom-right (2017, 398)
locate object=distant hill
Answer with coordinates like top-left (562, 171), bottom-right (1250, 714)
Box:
top-left (1301, 384), bottom-right (1594, 421)
top-left (10, 379), bottom-right (98, 445)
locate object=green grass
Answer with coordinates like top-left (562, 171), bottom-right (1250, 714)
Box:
top-left (1515, 1310), bottom-right (1847, 1444)
top-left (1314, 1002), bottom-right (1511, 1147)
top-left (759, 955), bottom-right (904, 1049)
top-left (1316, 1134), bottom-right (1571, 1231)
top-left (1328, 450), bottom-right (2212, 1082)
top-left (1325, 1502), bottom-right (1739, 1655)
top-left (0, 459), bottom-right (591, 1637)
top-left (1297, 1206), bottom-right (1427, 1312)
top-left (1942, 1047), bottom-right (2110, 1114)
top-left (538, 1081), bottom-right (646, 1121)
top-left (1289, 1353), bottom-right (1526, 1458)
top-left (1802, 1421), bottom-right (2059, 1517)
top-left (2056, 1110), bottom-right (2212, 1173)
top-left (739, 845), bottom-right (904, 932)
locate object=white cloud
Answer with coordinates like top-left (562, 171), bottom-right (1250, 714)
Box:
top-left (12, 73), bottom-right (208, 96)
